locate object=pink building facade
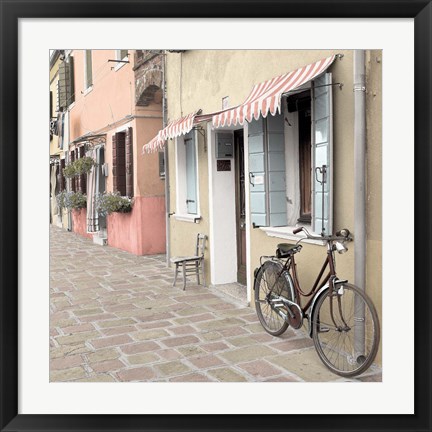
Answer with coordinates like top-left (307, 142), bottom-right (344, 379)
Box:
top-left (66, 50), bottom-right (165, 255)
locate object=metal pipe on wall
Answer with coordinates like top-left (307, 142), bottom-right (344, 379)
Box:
top-left (354, 49), bottom-right (366, 355)
top-left (162, 51), bottom-right (171, 267)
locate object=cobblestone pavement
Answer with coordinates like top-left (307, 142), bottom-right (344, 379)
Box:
top-left (50, 225), bottom-right (382, 383)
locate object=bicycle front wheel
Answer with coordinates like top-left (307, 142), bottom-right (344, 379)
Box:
top-left (254, 260), bottom-right (293, 336)
top-left (311, 283), bottom-right (380, 377)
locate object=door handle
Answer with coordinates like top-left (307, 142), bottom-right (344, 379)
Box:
top-left (186, 199), bottom-right (195, 204)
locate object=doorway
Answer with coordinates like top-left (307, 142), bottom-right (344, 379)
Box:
top-left (234, 129), bottom-right (247, 285)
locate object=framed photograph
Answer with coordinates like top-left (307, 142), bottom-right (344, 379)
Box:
top-left (1, 1), bottom-right (431, 431)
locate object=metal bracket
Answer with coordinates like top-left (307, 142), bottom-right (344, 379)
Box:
top-left (353, 84), bottom-right (366, 92)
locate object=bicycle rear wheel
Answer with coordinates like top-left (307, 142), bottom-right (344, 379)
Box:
top-left (311, 283), bottom-right (380, 377)
top-left (254, 260), bottom-right (294, 336)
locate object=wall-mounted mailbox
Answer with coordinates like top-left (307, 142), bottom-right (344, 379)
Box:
top-left (215, 132), bottom-right (233, 158)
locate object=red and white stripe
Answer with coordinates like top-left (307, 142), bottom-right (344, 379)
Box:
top-left (142, 111), bottom-right (201, 154)
top-left (212, 55), bottom-right (336, 128)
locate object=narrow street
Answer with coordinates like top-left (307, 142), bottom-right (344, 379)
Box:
top-left (50, 225), bottom-right (382, 383)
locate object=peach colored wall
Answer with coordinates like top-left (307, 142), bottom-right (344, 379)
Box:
top-left (106, 196), bottom-right (166, 255)
top-left (71, 209), bottom-right (92, 239)
top-left (69, 50), bottom-right (136, 141)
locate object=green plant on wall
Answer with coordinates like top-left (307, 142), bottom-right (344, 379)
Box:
top-left (96, 192), bottom-right (133, 217)
top-left (62, 156), bottom-right (95, 178)
top-left (56, 191), bottom-right (87, 211)
top-left (74, 156), bottom-right (95, 175)
top-left (62, 164), bottom-right (76, 178)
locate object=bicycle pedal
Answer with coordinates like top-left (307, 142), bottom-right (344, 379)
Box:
top-left (318, 326), bottom-right (330, 333)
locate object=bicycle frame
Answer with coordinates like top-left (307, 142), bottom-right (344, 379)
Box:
top-left (289, 241), bottom-right (336, 314)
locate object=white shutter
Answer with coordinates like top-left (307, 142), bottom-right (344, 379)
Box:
top-left (312, 73), bottom-right (333, 235)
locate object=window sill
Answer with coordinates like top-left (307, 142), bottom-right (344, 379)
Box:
top-left (83, 86), bottom-right (93, 96)
top-left (173, 213), bottom-right (201, 223)
top-left (259, 226), bottom-right (325, 246)
top-left (114, 61), bottom-right (127, 72)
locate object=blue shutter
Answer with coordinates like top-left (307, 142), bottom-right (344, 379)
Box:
top-left (185, 132), bottom-right (197, 214)
top-left (248, 118), bottom-right (267, 226)
top-left (248, 114), bottom-right (287, 227)
top-left (312, 73), bottom-right (333, 235)
top-left (267, 112), bottom-right (287, 227)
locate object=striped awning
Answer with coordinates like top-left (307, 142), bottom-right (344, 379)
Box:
top-left (143, 111), bottom-right (201, 154)
top-left (212, 55), bottom-right (337, 128)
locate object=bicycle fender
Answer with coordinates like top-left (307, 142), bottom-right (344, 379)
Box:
top-left (306, 278), bottom-right (348, 337)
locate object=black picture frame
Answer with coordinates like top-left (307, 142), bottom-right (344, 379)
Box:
top-left (1, 1), bottom-right (431, 431)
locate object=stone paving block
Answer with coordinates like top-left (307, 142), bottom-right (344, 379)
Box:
top-left (126, 352), bottom-right (160, 365)
top-left (162, 335), bottom-right (200, 348)
top-left (73, 308), bottom-right (105, 317)
top-left (208, 368), bottom-right (248, 382)
top-left (270, 338), bottom-right (314, 352)
top-left (50, 354), bottom-right (84, 370)
top-left (56, 331), bottom-right (101, 346)
top-left (218, 327), bottom-right (249, 338)
top-left (227, 336), bottom-right (261, 347)
top-left (76, 374), bottom-right (117, 382)
top-left (131, 329), bottom-right (170, 341)
top-left (137, 320), bottom-right (173, 331)
top-left (237, 360), bottom-right (284, 379)
top-left (90, 334), bottom-right (134, 349)
top-left (50, 343), bottom-right (90, 359)
top-left (169, 373), bottom-right (213, 382)
top-left (61, 323), bottom-right (96, 334)
top-left (86, 348), bottom-right (121, 363)
top-left (198, 331), bottom-right (223, 342)
top-left (243, 323), bottom-right (267, 333)
top-left (155, 361), bottom-right (191, 377)
top-left (97, 318), bottom-right (137, 329)
top-left (177, 345), bottom-right (206, 358)
top-left (201, 342), bottom-right (230, 353)
top-left (90, 359), bottom-right (125, 373)
top-left (50, 366), bottom-right (87, 382)
top-left (169, 325), bottom-right (196, 336)
top-left (196, 317), bottom-right (245, 332)
top-left (267, 349), bottom-right (339, 382)
top-left (116, 366), bottom-right (156, 382)
top-left (220, 345), bottom-right (278, 363)
top-left (120, 341), bottom-right (161, 355)
top-left (188, 355), bottom-right (225, 369)
top-left (264, 376), bottom-right (300, 382)
top-left (78, 313), bottom-right (117, 323)
top-left (157, 349), bottom-right (183, 361)
top-left (101, 325), bottom-right (138, 337)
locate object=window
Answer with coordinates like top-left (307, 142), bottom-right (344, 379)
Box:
top-left (158, 151), bottom-right (165, 179)
top-left (112, 128), bottom-right (134, 197)
top-left (248, 73), bottom-right (333, 236)
top-left (58, 55), bottom-right (75, 109)
top-left (175, 131), bottom-right (199, 218)
top-left (84, 50), bottom-right (93, 90)
top-left (114, 50), bottom-right (128, 71)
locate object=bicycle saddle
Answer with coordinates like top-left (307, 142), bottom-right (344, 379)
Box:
top-left (276, 243), bottom-right (301, 258)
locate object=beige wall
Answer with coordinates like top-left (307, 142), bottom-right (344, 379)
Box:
top-left (166, 51), bottom-right (382, 346)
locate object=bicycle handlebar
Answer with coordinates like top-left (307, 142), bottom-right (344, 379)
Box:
top-left (292, 226), bottom-right (352, 242)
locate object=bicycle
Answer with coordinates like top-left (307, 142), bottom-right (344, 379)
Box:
top-left (253, 226), bottom-right (380, 377)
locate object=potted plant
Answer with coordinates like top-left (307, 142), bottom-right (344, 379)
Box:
top-left (96, 192), bottom-right (133, 217)
top-left (62, 156), bottom-right (95, 178)
top-left (56, 191), bottom-right (87, 211)
top-left (62, 164), bottom-right (76, 178)
top-left (73, 156), bottom-right (95, 175)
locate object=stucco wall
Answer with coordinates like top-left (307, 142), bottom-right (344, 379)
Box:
top-left (166, 50), bottom-right (382, 330)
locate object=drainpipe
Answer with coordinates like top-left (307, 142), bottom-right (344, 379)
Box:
top-left (162, 51), bottom-right (170, 266)
top-left (353, 50), bottom-right (366, 356)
